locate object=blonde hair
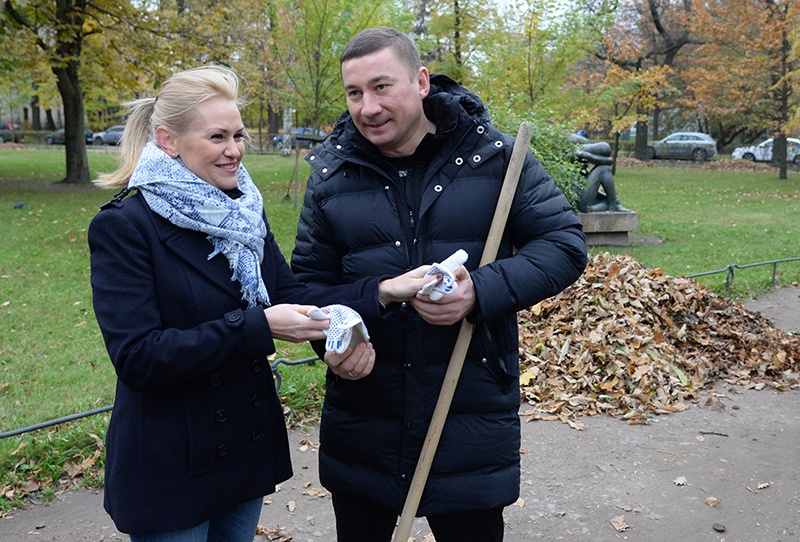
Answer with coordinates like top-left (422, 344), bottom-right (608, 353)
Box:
top-left (94, 66), bottom-right (244, 190)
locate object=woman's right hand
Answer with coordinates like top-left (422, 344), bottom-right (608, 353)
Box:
top-left (263, 304), bottom-right (329, 343)
top-left (378, 265), bottom-right (440, 307)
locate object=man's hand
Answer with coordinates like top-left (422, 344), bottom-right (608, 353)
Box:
top-left (411, 266), bottom-right (475, 326)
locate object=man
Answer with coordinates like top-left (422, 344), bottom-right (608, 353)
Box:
top-left (292, 26), bottom-right (588, 542)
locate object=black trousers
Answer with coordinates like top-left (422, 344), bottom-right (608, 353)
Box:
top-left (332, 492), bottom-right (505, 542)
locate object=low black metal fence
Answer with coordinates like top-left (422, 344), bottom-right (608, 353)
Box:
top-left (4, 256), bottom-right (799, 440)
top-left (0, 355), bottom-right (320, 440)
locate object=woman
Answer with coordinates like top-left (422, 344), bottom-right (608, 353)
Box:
top-left (89, 66), bottom-right (429, 541)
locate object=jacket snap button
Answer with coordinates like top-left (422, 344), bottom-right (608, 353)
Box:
top-left (251, 429), bottom-right (261, 441)
top-left (251, 360), bottom-right (262, 373)
top-left (481, 358), bottom-right (488, 364)
top-left (215, 409), bottom-right (227, 422)
top-left (472, 155), bottom-right (481, 163)
top-left (394, 240), bottom-right (401, 247)
top-left (217, 445), bottom-right (228, 457)
top-left (494, 140), bottom-right (503, 148)
top-left (434, 185), bottom-right (442, 192)
top-left (210, 373), bottom-right (222, 386)
top-left (309, 155), bottom-right (316, 161)
top-left (455, 157), bottom-right (463, 165)
top-left (251, 395), bottom-right (262, 407)
top-left (400, 474), bottom-right (407, 481)
top-left (477, 125), bottom-right (485, 134)
top-left (322, 167), bottom-right (328, 174)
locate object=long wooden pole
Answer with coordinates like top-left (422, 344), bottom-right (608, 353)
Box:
top-left (392, 122), bottom-right (534, 542)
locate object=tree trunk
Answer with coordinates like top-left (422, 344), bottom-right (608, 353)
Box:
top-left (634, 118), bottom-right (649, 161)
top-left (53, 64), bottom-right (91, 184)
top-left (772, 134), bottom-right (787, 179)
top-left (53, 0), bottom-right (91, 184)
top-left (45, 109), bottom-right (57, 131)
top-left (30, 95), bottom-right (42, 131)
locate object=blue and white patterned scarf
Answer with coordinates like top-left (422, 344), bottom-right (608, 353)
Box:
top-left (129, 141), bottom-right (270, 308)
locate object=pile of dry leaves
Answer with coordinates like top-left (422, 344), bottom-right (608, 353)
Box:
top-left (614, 155), bottom-right (785, 172)
top-left (518, 252), bottom-right (800, 425)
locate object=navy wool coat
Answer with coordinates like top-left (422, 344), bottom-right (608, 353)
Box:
top-left (89, 192), bottom-right (380, 534)
top-left (292, 75), bottom-right (588, 515)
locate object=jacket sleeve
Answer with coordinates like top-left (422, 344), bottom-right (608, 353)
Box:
top-left (89, 206), bottom-right (277, 393)
top-left (469, 152), bottom-right (588, 323)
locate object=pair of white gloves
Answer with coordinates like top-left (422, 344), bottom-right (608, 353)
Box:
top-left (308, 249), bottom-right (468, 353)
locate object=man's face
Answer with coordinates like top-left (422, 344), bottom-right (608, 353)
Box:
top-left (342, 47), bottom-right (431, 157)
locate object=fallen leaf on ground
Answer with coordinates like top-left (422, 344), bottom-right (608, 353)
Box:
top-left (674, 476), bottom-right (688, 486)
top-left (609, 515), bottom-right (629, 532)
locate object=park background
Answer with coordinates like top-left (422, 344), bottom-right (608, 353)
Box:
top-left (1, 0), bottom-right (800, 516)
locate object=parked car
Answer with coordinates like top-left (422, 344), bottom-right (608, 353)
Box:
top-left (0, 122), bottom-right (24, 143)
top-left (93, 125), bottom-right (125, 146)
top-left (272, 127), bottom-right (328, 150)
top-left (731, 137), bottom-right (800, 165)
top-left (647, 132), bottom-right (718, 162)
top-left (45, 128), bottom-right (94, 145)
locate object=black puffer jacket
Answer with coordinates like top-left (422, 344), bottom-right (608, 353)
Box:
top-left (292, 74), bottom-right (587, 515)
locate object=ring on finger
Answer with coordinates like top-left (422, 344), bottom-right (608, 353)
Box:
top-left (347, 371), bottom-right (357, 377)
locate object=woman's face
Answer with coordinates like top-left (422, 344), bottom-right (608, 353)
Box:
top-left (172, 98), bottom-right (246, 191)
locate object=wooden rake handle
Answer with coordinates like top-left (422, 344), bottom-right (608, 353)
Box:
top-left (392, 122), bottom-right (534, 542)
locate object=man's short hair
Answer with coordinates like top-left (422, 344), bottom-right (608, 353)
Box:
top-left (340, 27), bottom-right (421, 78)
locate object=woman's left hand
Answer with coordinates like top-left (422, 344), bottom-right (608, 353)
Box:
top-left (324, 342), bottom-right (375, 380)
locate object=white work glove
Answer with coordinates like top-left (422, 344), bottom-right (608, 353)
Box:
top-left (307, 304), bottom-right (370, 354)
top-left (417, 249), bottom-right (469, 301)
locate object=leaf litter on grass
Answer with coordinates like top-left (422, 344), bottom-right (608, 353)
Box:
top-left (519, 252), bottom-right (800, 425)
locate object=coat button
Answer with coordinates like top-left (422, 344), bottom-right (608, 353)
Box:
top-left (215, 409), bottom-right (227, 422)
top-left (400, 474), bottom-right (407, 481)
top-left (210, 373), bottom-right (222, 386)
top-left (404, 363), bottom-right (412, 370)
top-left (251, 395), bottom-right (262, 407)
top-left (227, 312), bottom-right (241, 323)
top-left (251, 360), bottom-right (262, 373)
top-left (251, 429), bottom-right (261, 441)
top-left (217, 445), bottom-right (228, 457)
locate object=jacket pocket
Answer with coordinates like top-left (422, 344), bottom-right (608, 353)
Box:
top-left (475, 321), bottom-right (519, 390)
top-left (183, 386), bottom-right (214, 477)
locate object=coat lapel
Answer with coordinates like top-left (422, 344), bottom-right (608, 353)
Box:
top-left (153, 212), bottom-right (244, 301)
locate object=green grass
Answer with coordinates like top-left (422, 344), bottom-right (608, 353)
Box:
top-left (604, 165), bottom-right (800, 295)
top-left (1, 149), bottom-right (799, 510)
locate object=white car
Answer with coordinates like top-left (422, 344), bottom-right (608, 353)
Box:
top-left (731, 137), bottom-right (800, 165)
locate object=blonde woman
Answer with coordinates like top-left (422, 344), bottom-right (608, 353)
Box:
top-left (89, 66), bottom-right (429, 542)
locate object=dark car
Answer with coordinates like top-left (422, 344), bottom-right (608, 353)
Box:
top-left (45, 128), bottom-right (94, 145)
top-left (0, 122), bottom-right (24, 143)
top-left (272, 127), bottom-right (328, 150)
top-left (93, 125), bottom-right (125, 146)
top-left (647, 132), bottom-right (718, 162)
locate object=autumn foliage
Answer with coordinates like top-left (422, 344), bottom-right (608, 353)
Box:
top-left (518, 253), bottom-right (800, 427)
